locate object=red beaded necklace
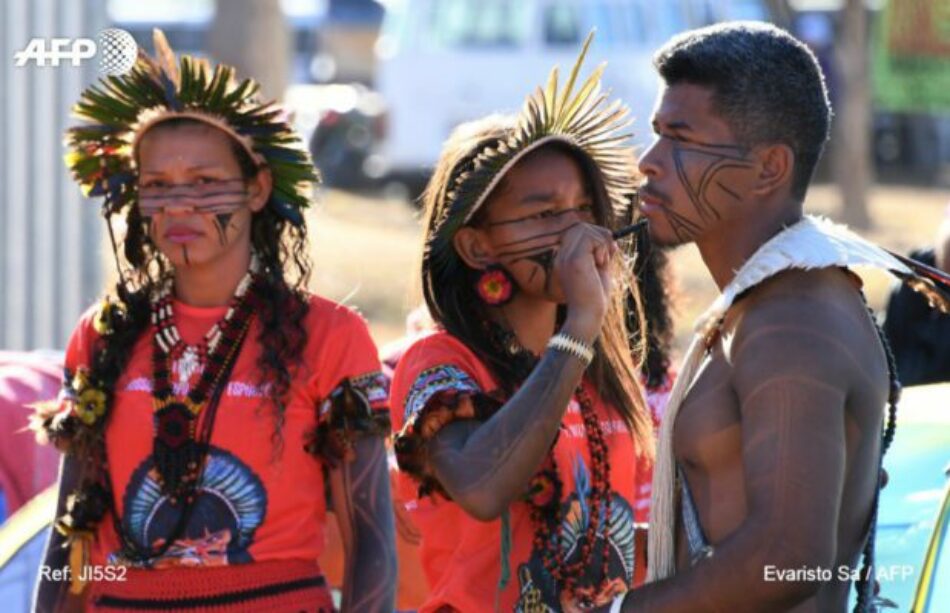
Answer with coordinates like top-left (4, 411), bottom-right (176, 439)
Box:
top-left (527, 385), bottom-right (613, 604)
top-left (487, 322), bottom-right (614, 602)
top-left (149, 260), bottom-right (261, 504)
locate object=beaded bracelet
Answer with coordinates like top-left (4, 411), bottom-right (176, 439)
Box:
top-left (547, 332), bottom-right (594, 366)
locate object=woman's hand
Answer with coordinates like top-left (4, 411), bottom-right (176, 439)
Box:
top-left (556, 222), bottom-right (618, 343)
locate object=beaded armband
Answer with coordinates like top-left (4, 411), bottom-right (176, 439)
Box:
top-left (304, 372), bottom-right (391, 466)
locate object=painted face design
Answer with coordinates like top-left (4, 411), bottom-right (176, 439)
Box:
top-left (638, 83), bottom-right (757, 247)
top-left (139, 178), bottom-right (248, 247)
top-left (488, 207), bottom-right (593, 293)
top-left (478, 148), bottom-right (598, 300)
top-left (135, 122), bottom-right (262, 270)
top-left (653, 138), bottom-right (753, 244)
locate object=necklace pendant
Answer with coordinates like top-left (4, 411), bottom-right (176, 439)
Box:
top-left (175, 346), bottom-right (201, 387)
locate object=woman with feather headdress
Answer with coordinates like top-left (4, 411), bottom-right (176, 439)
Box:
top-left (32, 31), bottom-right (395, 612)
top-left (388, 33), bottom-right (655, 611)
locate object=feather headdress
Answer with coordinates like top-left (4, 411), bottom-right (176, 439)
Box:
top-left (64, 29), bottom-right (318, 226)
top-left (432, 31), bottom-right (636, 248)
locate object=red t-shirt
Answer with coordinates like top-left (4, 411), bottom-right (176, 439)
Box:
top-left (60, 294), bottom-right (388, 568)
top-left (390, 331), bottom-right (652, 612)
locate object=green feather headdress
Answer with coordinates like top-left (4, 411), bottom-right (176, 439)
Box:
top-left (64, 29), bottom-right (319, 226)
top-left (435, 31), bottom-right (636, 245)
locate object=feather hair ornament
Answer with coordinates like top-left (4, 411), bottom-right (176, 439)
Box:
top-left (431, 30), bottom-right (637, 252)
top-left (64, 29), bottom-right (319, 226)
top-left (646, 214), bottom-right (950, 583)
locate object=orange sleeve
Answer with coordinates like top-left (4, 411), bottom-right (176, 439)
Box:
top-left (303, 303), bottom-right (390, 465)
top-left (389, 333), bottom-right (502, 498)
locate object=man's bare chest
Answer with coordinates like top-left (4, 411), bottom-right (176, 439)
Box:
top-left (673, 348), bottom-right (743, 471)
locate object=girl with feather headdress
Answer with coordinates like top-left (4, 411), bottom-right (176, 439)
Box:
top-left (32, 31), bottom-right (395, 612)
top-left (388, 33), bottom-right (655, 611)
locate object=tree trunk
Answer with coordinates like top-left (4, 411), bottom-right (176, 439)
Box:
top-left (834, 0), bottom-right (873, 229)
top-left (209, 0), bottom-right (290, 101)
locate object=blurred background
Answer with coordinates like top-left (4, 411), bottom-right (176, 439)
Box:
top-left (0, 1), bottom-right (948, 610)
top-left (0, 0), bottom-right (948, 352)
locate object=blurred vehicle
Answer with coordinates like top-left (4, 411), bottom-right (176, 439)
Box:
top-left (285, 83), bottom-right (387, 190)
top-left (310, 0), bottom-right (386, 84)
top-left (870, 382), bottom-right (950, 611)
top-left (912, 476), bottom-right (949, 611)
top-left (372, 0), bottom-right (771, 193)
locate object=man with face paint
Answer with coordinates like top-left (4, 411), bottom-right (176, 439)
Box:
top-left (607, 21), bottom-right (950, 613)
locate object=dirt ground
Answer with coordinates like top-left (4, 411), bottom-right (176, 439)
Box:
top-left (309, 183), bottom-right (949, 358)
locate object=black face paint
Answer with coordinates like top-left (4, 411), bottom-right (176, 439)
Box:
top-left (182, 245), bottom-right (191, 266)
top-left (662, 141), bottom-right (754, 242)
top-left (494, 220), bottom-right (584, 291)
top-left (486, 205), bottom-right (591, 228)
top-left (142, 216), bottom-right (154, 241)
top-left (525, 249), bottom-right (557, 291)
top-left (213, 213), bottom-right (235, 246)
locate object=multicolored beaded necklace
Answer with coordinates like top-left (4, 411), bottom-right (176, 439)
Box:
top-left (487, 322), bottom-right (614, 603)
top-left (150, 258), bottom-right (261, 505)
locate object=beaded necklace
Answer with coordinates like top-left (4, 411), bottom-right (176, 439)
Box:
top-left (149, 259), bottom-right (261, 505)
top-left (486, 322), bottom-right (615, 603)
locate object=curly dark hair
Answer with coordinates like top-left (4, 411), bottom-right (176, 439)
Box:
top-left (653, 22), bottom-right (832, 201)
top-left (83, 118), bottom-right (312, 467)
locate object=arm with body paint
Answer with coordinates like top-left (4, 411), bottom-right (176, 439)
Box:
top-left (617, 281), bottom-right (885, 611)
top-left (326, 435), bottom-right (397, 613)
top-left (33, 456), bottom-right (84, 613)
top-left (428, 223), bottom-right (617, 521)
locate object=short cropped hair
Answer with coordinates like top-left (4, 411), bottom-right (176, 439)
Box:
top-left (653, 21), bottom-right (832, 201)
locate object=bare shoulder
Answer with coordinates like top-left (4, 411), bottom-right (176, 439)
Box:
top-left (723, 267), bottom-right (885, 394)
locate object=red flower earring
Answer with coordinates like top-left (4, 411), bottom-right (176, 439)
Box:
top-left (476, 265), bottom-right (516, 306)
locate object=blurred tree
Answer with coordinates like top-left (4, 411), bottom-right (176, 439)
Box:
top-left (834, 0), bottom-right (872, 229)
top-left (764, 0), bottom-right (794, 29)
top-left (209, 0), bottom-right (290, 100)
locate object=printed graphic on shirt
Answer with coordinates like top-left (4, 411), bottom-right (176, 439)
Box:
top-left (114, 446), bottom-right (267, 568)
top-left (515, 456), bottom-right (636, 611)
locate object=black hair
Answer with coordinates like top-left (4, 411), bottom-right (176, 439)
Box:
top-left (420, 120), bottom-right (653, 452)
top-left (653, 21), bottom-right (832, 201)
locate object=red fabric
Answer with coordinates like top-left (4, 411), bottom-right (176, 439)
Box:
top-left (390, 332), bottom-right (653, 612)
top-left (86, 558), bottom-right (334, 612)
top-left (58, 295), bottom-right (387, 569)
top-left (0, 351), bottom-right (62, 514)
